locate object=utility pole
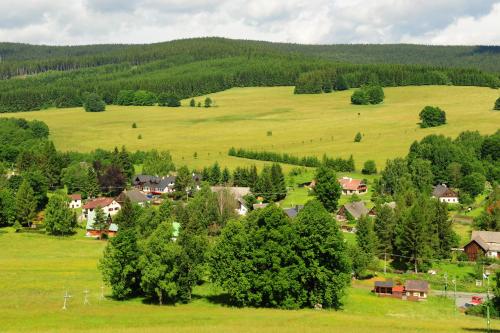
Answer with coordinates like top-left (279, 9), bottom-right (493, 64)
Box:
top-left (100, 285), bottom-right (105, 301)
top-left (384, 252), bottom-right (387, 274)
top-left (62, 291), bottom-right (72, 310)
top-left (444, 273), bottom-right (448, 298)
top-left (452, 278), bottom-right (457, 315)
top-left (487, 275), bottom-right (491, 333)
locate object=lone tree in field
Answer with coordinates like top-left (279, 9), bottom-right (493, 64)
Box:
top-left (204, 97), bottom-right (213, 108)
top-left (83, 93), bottom-right (106, 112)
top-left (354, 132), bottom-right (362, 142)
top-left (419, 106), bottom-right (446, 128)
top-left (314, 165), bottom-right (342, 212)
top-left (190, 98), bottom-right (196, 107)
top-left (495, 97), bottom-right (500, 110)
top-left (44, 193), bottom-right (77, 235)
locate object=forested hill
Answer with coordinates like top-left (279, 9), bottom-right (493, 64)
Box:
top-left (0, 37), bottom-right (499, 113)
top-left (2, 38), bottom-right (500, 74)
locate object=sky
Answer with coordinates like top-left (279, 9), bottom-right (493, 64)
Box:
top-left (1, 0), bottom-right (500, 45)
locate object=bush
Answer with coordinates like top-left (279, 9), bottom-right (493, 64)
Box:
top-left (354, 132), bottom-right (362, 142)
top-left (204, 97), bottom-right (213, 108)
top-left (83, 93), bottom-right (105, 112)
top-left (362, 160), bottom-right (377, 174)
top-left (158, 94), bottom-right (181, 107)
top-left (351, 89), bottom-right (369, 105)
top-left (190, 98), bottom-right (196, 107)
top-left (495, 97), bottom-right (500, 110)
top-left (133, 90), bottom-right (157, 106)
top-left (132, 122), bottom-right (137, 128)
top-left (419, 106), bottom-right (446, 128)
top-left (116, 90), bottom-right (135, 105)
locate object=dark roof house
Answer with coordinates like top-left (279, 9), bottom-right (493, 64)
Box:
top-left (337, 201), bottom-right (369, 221)
top-left (116, 189), bottom-right (151, 206)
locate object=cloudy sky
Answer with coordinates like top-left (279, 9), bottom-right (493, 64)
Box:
top-left (1, 0), bottom-right (500, 45)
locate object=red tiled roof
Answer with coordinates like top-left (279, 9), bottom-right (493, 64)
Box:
top-left (393, 285), bottom-right (404, 292)
top-left (338, 177), bottom-right (364, 191)
top-left (83, 197), bottom-right (114, 210)
top-left (69, 194), bottom-right (81, 201)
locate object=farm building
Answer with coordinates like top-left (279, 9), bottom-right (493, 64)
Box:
top-left (211, 186), bottom-right (251, 215)
top-left (82, 197), bottom-right (121, 218)
top-left (336, 201), bottom-right (369, 222)
top-left (85, 210), bottom-right (118, 238)
top-left (68, 194), bottom-right (82, 209)
top-left (116, 189), bottom-right (151, 207)
top-left (405, 280), bottom-right (429, 301)
top-left (374, 281), bottom-right (404, 299)
top-left (374, 280), bottom-right (428, 301)
top-left (432, 184), bottom-right (459, 204)
top-left (464, 231), bottom-right (500, 261)
top-left (338, 177), bottom-right (367, 195)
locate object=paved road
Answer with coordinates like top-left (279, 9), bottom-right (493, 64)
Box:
top-left (433, 290), bottom-right (489, 307)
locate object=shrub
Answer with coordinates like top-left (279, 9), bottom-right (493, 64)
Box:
top-left (158, 94), bottom-right (180, 107)
top-left (138, 134), bottom-right (142, 140)
top-left (133, 90), bottom-right (157, 106)
top-left (132, 122), bottom-right (137, 128)
top-left (362, 160), bottom-right (377, 174)
top-left (83, 93), bottom-right (106, 112)
top-left (351, 89), bottom-right (369, 105)
top-left (354, 132), bottom-right (362, 142)
top-left (116, 90), bottom-right (135, 105)
top-left (267, 131), bottom-right (272, 137)
top-left (419, 106), bottom-right (446, 128)
top-left (495, 97), bottom-right (500, 110)
top-left (204, 97), bottom-right (213, 108)
top-left (190, 98), bottom-right (196, 107)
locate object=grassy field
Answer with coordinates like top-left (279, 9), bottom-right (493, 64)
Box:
top-left (1, 86), bottom-right (498, 171)
top-left (0, 229), bottom-right (498, 332)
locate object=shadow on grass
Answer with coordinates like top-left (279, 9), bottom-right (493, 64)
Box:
top-left (191, 292), bottom-right (232, 306)
top-left (462, 329), bottom-right (500, 332)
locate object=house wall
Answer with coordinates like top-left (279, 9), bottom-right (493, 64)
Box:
top-left (69, 200), bottom-right (81, 209)
top-left (440, 197), bottom-right (459, 203)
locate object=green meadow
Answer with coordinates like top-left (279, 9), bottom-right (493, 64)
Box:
top-left (1, 86), bottom-right (498, 171)
top-left (1, 229), bottom-right (498, 333)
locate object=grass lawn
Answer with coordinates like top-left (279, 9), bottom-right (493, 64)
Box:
top-left (0, 229), bottom-right (498, 332)
top-left (1, 86), bottom-right (498, 172)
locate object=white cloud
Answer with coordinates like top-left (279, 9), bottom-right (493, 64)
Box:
top-left (0, 0), bottom-right (498, 45)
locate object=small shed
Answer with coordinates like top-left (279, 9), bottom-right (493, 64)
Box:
top-left (405, 280), bottom-right (429, 301)
top-left (374, 280), bottom-right (404, 299)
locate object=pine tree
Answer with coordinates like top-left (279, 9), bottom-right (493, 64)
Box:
top-left (270, 163), bottom-right (286, 201)
top-left (84, 168), bottom-right (100, 199)
top-left (374, 205), bottom-right (396, 255)
top-left (356, 215), bottom-right (377, 257)
top-left (432, 200), bottom-right (457, 258)
top-left (119, 146), bottom-right (135, 180)
top-left (190, 98), bottom-right (196, 107)
top-left (15, 179), bottom-right (36, 227)
top-left (209, 162), bottom-right (221, 185)
top-left (221, 167), bottom-right (231, 185)
top-left (92, 206), bottom-right (108, 239)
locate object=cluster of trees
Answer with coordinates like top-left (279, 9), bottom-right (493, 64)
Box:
top-left (228, 148), bottom-right (356, 171)
top-left (351, 85), bottom-right (384, 105)
top-left (211, 201), bottom-right (351, 308)
top-left (1, 37), bottom-right (499, 113)
top-left (200, 162), bottom-right (231, 186)
top-left (83, 93), bottom-right (106, 112)
top-left (116, 90), bottom-right (158, 106)
top-left (419, 106), bottom-right (446, 128)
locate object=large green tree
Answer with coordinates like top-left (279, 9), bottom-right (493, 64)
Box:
top-left (313, 165), bottom-right (341, 212)
top-left (15, 179), bottom-right (36, 227)
top-left (44, 193), bottom-right (77, 235)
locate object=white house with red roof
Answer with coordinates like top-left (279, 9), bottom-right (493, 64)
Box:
top-left (82, 197), bottom-right (121, 218)
top-left (68, 194), bottom-right (82, 209)
top-left (338, 177), bottom-right (367, 195)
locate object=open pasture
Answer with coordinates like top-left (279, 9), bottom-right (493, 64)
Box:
top-left (1, 86), bottom-right (498, 171)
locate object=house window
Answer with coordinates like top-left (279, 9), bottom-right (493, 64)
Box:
top-left (420, 292), bottom-right (425, 297)
top-left (413, 292), bottom-right (419, 297)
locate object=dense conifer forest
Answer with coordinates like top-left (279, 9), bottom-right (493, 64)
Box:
top-left (0, 38), bottom-right (500, 113)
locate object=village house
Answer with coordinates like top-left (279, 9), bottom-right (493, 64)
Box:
top-left (405, 280), bottom-right (429, 301)
top-left (338, 177), bottom-right (367, 195)
top-left (68, 194), bottom-right (82, 209)
top-left (336, 201), bottom-right (369, 222)
top-left (116, 189), bottom-right (152, 207)
top-left (463, 231), bottom-right (500, 261)
top-left (85, 209), bottom-right (118, 238)
top-left (253, 203), bottom-right (269, 210)
top-left (374, 280), bottom-right (429, 301)
top-left (432, 184), bottom-right (459, 204)
top-left (133, 175), bottom-right (176, 194)
top-left (82, 197), bottom-right (121, 218)
top-left (211, 186), bottom-right (251, 216)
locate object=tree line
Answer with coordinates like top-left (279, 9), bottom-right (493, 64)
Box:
top-left (228, 147), bottom-right (355, 171)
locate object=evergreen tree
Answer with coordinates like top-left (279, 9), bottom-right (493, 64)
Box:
top-left (356, 215), bottom-right (377, 257)
top-left (92, 206), bottom-right (108, 239)
top-left (295, 200), bottom-right (351, 308)
top-left (334, 75), bottom-right (349, 91)
top-left (84, 167), bottom-right (100, 198)
top-left (221, 167), bottom-right (231, 185)
top-left (409, 158), bottom-right (434, 194)
top-left (362, 160), bottom-right (377, 174)
top-left (40, 141), bottom-right (62, 187)
top-left (209, 162), bottom-right (222, 185)
top-left (354, 132), bottom-right (362, 142)
top-left (158, 94), bottom-right (181, 107)
top-left (270, 163), bottom-right (286, 201)
top-left (44, 193), bottom-right (77, 235)
top-left (190, 98), bottom-right (196, 107)
top-left (15, 179), bottom-right (36, 227)
top-left (314, 165), bottom-right (342, 212)
top-left (174, 166), bottom-right (194, 199)
top-left (431, 199), bottom-right (457, 258)
top-left (374, 204), bottom-right (396, 255)
top-left (118, 146), bottom-right (135, 180)
top-left (0, 188), bottom-right (16, 226)
top-left (99, 228), bottom-right (142, 299)
top-left (142, 150), bottom-right (175, 176)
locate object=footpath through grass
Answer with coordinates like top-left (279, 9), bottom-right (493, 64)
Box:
top-left (0, 229), bottom-right (497, 332)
